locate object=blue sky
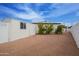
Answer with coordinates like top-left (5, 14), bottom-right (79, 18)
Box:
top-left (0, 3), bottom-right (79, 26)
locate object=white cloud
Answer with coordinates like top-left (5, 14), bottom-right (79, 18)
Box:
top-left (31, 18), bottom-right (45, 22)
top-left (0, 5), bottom-right (45, 22)
top-left (0, 5), bottom-right (17, 16)
top-left (16, 5), bottom-right (45, 22)
top-left (42, 4), bottom-right (79, 18)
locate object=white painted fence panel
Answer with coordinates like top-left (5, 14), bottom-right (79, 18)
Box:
top-left (71, 23), bottom-right (79, 48)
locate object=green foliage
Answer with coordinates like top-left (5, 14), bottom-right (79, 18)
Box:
top-left (37, 23), bottom-right (53, 34)
top-left (37, 23), bottom-right (44, 34)
top-left (46, 24), bottom-right (53, 34)
top-left (55, 25), bottom-right (64, 34)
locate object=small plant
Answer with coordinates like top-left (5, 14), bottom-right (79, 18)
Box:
top-left (46, 24), bottom-right (53, 34)
top-left (55, 25), bottom-right (64, 34)
top-left (37, 23), bottom-right (44, 34)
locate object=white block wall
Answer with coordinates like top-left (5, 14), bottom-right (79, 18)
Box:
top-left (9, 20), bottom-right (36, 41)
top-left (70, 23), bottom-right (79, 48)
top-left (0, 19), bottom-right (37, 43)
top-left (0, 22), bottom-right (9, 43)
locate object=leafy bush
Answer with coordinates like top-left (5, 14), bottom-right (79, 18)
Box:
top-left (46, 24), bottom-right (53, 34)
top-left (37, 23), bottom-right (53, 34)
top-left (37, 23), bottom-right (44, 34)
top-left (55, 25), bottom-right (64, 34)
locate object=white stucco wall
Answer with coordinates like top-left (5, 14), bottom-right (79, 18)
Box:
top-left (0, 19), bottom-right (36, 43)
top-left (9, 20), bottom-right (36, 41)
top-left (0, 22), bottom-right (9, 43)
top-left (70, 23), bottom-right (79, 48)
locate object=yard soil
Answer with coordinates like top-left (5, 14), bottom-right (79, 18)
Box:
top-left (0, 32), bottom-right (79, 56)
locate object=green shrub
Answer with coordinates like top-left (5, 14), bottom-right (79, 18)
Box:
top-left (37, 23), bottom-right (44, 34)
top-left (55, 25), bottom-right (64, 34)
top-left (46, 24), bottom-right (53, 34)
top-left (37, 23), bottom-right (53, 34)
